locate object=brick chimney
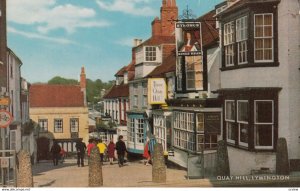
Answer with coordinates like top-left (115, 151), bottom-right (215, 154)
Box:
top-left (160, 0), bottom-right (178, 36)
top-left (80, 67), bottom-right (87, 106)
top-left (152, 17), bottom-right (161, 37)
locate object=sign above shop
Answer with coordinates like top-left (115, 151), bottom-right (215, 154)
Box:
top-left (148, 78), bottom-right (167, 105)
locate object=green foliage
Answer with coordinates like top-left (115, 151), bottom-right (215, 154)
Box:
top-left (48, 76), bottom-right (79, 85)
top-left (47, 76), bottom-right (114, 104)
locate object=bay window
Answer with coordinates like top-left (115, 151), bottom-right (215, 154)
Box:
top-left (153, 115), bottom-right (167, 150)
top-left (174, 111), bottom-right (218, 152)
top-left (128, 118), bottom-right (135, 142)
top-left (136, 119), bottom-right (144, 143)
top-left (221, 88), bottom-right (279, 151)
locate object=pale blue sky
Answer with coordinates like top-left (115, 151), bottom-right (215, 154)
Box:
top-left (7, 0), bottom-right (223, 83)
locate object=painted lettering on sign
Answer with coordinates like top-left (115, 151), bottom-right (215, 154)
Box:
top-left (148, 78), bottom-right (167, 105)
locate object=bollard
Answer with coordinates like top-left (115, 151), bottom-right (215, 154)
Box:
top-left (89, 147), bottom-right (103, 187)
top-left (215, 140), bottom-right (230, 176)
top-left (152, 143), bottom-right (166, 183)
top-left (17, 150), bottom-right (33, 187)
top-left (276, 138), bottom-right (290, 175)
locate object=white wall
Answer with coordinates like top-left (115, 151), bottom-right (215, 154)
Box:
top-left (220, 0), bottom-right (300, 170)
top-left (228, 147), bottom-right (276, 175)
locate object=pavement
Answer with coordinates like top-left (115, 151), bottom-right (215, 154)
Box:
top-left (32, 159), bottom-right (300, 187)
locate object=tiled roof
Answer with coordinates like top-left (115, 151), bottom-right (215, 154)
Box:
top-left (115, 66), bottom-right (127, 77)
top-left (136, 36), bottom-right (175, 48)
top-left (29, 84), bottom-right (85, 107)
top-left (147, 50), bottom-right (176, 78)
top-left (126, 62), bottom-right (135, 72)
top-left (103, 84), bottom-right (129, 99)
top-left (196, 10), bottom-right (219, 47)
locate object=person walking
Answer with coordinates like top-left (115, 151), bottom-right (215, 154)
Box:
top-left (115, 135), bottom-right (127, 167)
top-left (87, 139), bottom-right (96, 158)
top-left (97, 139), bottom-right (106, 164)
top-left (50, 141), bottom-right (61, 166)
top-left (75, 139), bottom-right (87, 167)
top-left (143, 140), bottom-right (151, 166)
top-left (107, 140), bottom-right (115, 165)
top-left (60, 147), bottom-right (66, 164)
top-left (148, 135), bottom-right (157, 164)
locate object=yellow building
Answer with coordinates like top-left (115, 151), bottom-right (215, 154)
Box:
top-left (29, 68), bottom-right (89, 160)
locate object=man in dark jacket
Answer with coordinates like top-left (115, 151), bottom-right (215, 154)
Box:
top-left (75, 139), bottom-right (87, 167)
top-left (115, 135), bottom-right (127, 167)
top-left (50, 141), bottom-right (61, 166)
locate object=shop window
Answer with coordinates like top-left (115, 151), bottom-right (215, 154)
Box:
top-left (128, 118), bottom-right (135, 142)
top-left (225, 100), bottom-right (236, 144)
top-left (237, 101), bottom-right (249, 147)
top-left (136, 119), bottom-right (144, 143)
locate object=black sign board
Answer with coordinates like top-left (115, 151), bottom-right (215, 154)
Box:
top-left (204, 112), bottom-right (221, 134)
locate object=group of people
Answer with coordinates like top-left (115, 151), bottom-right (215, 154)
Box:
top-left (78, 135), bottom-right (127, 167)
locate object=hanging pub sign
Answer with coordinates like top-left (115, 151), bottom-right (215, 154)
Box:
top-left (148, 78), bottom-right (167, 105)
top-left (175, 22), bottom-right (202, 56)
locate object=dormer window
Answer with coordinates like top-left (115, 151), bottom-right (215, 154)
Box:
top-left (145, 46), bottom-right (157, 61)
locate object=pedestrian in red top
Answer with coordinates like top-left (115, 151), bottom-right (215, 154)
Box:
top-left (107, 140), bottom-right (115, 165)
top-left (87, 139), bottom-right (95, 157)
top-left (143, 141), bottom-right (151, 166)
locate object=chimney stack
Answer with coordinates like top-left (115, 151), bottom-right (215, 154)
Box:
top-left (80, 67), bottom-right (87, 106)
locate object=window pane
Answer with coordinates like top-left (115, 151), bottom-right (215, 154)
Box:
top-left (264, 15), bottom-right (272, 25)
top-left (255, 15), bottom-right (263, 25)
top-left (256, 101), bottom-right (273, 123)
top-left (264, 26), bottom-right (272, 37)
top-left (238, 101), bottom-right (248, 122)
top-left (227, 122), bottom-right (235, 141)
top-left (225, 101), bottom-right (235, 120)
top-left (264, 39), bottom-right (272, 48)
top-left (240, 124), bottom-right (248, 144)
top-left (255, 125), bottom-right (273, 146)
top-left (255, 50), bottom-right (264, 60)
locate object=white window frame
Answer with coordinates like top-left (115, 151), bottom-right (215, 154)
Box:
top-left (225, 100), bottom-right (236, 144)
top-left (237, 100), bottom-right (249, 147)
top-left (153, 114), bottom-right (167, 151)
top-left (136, 119), bottom-right (144, 144)
top-left (54, 119), bottom-right (63, 133)
top-left (128, 118), bottom-right (135, 142)
top-left (254, 13), bottom-right (274, 63)
top-left (236, 16), bottom-right (248, 64)
top-left (145, 46), bottom-right (157, 62)
top-left (254, 100), bottom-right (274, 150)
top-left (70, 118), bottom-right (79, 133)
top-left (38, 119), bottom-right (48, 132)
top-left (224, 21), bottom-right (235, 66)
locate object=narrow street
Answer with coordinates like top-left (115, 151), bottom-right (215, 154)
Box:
top-left (32, 158), bottom-right (187, 187)
top-left (32, 158), bottom-right (300, 187)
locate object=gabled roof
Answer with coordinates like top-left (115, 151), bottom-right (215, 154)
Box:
top-left (103, 84), bottom-right (129, 99)
top-left (147, 50), bottom-right (176, 78)
top-left (115, 66), bottom-right (127, 77)
top-left (30, 84), bottom-right (85, 107)
top-left (197, 10), bottom-right (219, 48)
top-left (136, 36), bottom-right (175, 48)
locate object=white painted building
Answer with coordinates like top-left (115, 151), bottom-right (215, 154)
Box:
top-left (217, 0), bottom-right (300, 175)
